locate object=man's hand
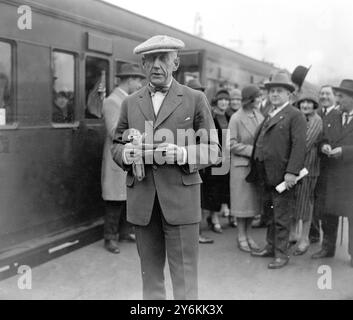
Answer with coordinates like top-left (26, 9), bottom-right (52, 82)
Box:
top-left (321, 144), bottom-right (332, 156)
top-left (284, 173), bottom-right (297, 190)
top-left (328, 147), bottom-right (342, 159)
top-left (123, 143), bottom-right (143, 165)
top-left (155, 143), bottom-right (186, 165)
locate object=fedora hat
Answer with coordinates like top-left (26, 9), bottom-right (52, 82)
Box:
top-left (264, 70), bottom-right (295, 93)
top-left (134, 35), bottom-right (185, 55)
top-left (333, 79), bottom-right (353, 97)
top-left (116, 63), bottom-right (146, 79)
top-left (186, 78), bottom-right (206, 91)
top-left (291, 65), bottom-right (311, 89)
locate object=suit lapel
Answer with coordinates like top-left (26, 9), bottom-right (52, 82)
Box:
top-left (264, 105), bottom-right (290, 133)
top-left (137, 87), bottom-right (155, 124)
top-left (154, 80), bottom-right (183, 129)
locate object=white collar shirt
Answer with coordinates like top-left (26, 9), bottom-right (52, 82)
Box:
top-left (150, 79), bottom-right (173, 116)
top-left (342, 110), bottom-right (353, 126)
top-left (322, 105), bottom-right (336, 116)
top-left (268, 101), bottom-right (289, 118)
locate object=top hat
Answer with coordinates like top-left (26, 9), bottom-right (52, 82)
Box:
top-left (291, 65), bottom-right (311, 89)
top-left (134, 35), bottom-right (185, 55)
top-left (186, 78), bottom-right (206, 91)
top-left (116, 63), bottom-right (146, 79)
top-left (264, 70), bottom-right (295, 93)
top-left (333, 79), bottom-right (353, 97)
top-left (241, 85), bottom-right (261, 105)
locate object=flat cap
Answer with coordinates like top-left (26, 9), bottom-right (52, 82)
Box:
top-left (134, 35), bottom-right (185, 55)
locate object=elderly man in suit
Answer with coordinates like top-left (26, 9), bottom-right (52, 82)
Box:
top-left (247, 71), bottom-right (306, 269)
top-left (312, 80), bottom-right (353, 266)
top-left (101, 64), bottom-right (146, 254)
top-left (310, 85), bottom-right (341, 252)
top-left (111, 35), bottom-right (220, 299)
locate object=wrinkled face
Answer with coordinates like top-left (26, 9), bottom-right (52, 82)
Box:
top-left (230, 97), bottom-right (241, 111)
top-left (300, 100), bottom-right (315, 115)
top-left (142, 52), bottom-right (179, 86)
top-left (128, 77), bottom-right (144, 94)
top-left (319, 86), bottom-right (335, 108)
top-left (268, 87), bottom-right (290, 107)
top-left (338, 92), bottom-right (353, 113)
top-left (216, 98), bottom-right (229, 112)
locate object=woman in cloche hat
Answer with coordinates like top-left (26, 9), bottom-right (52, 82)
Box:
top-left (291, 92), bottom-right (322, 255)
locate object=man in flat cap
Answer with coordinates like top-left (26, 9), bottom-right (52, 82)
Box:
top-left (112, 35), bottom-right (220, 299)
top-left (247, 71), bottom-right (306, 269)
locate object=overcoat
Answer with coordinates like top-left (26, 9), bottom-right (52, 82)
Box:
top-left (101, 88), bottom-right (127, 201)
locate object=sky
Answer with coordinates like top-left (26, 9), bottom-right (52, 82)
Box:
top-left (103, 0), bottom-right (353, 85)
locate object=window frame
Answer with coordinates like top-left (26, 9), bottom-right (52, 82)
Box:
top-left (50, 48), bottom-right (79, 129)
top-left (83, 53), bottom-right (112, 124)
top-left (0, 38), bottom-right (17, 129)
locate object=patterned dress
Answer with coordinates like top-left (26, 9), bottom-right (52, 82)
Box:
top-left (294, 112), bottom-right (323, 222)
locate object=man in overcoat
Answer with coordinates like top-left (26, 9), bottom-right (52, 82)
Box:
top-left (312, 80), bottom-right (353, 267)
top-left (101, 64), bottom-right (146, 253)
top-left (247, 71), bottom-right (306, 269)
top-left (111, 35), bottom-right (220, 299)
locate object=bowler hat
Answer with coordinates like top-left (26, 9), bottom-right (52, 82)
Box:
top-left (241, 85), bottom-right (261, 105)
top-left (291, 65), bottom-right (311, 89)
top-left (333, 79), bottom-right (353, 97)
top-left (296, 92), bottom-right (319, 109)
top-left (264, 70), bottom-right (295, 93)
top-left (134, 35), bottom-right (185, 55)
top-left (186, 78), bottom-right (206, 91)
top-left (116, 63), bottom-right (146, 79)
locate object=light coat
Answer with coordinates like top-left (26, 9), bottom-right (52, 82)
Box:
top-left (101, 88), bottom-right (127, 201)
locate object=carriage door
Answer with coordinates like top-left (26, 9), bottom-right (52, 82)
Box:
top-left (175, 50), bottom-right (204, 86)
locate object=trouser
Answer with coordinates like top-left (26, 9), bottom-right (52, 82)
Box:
top-left (104, 200), bottom-right (131, 240)
top-left (349, 217), bottom-right (353, 257)
top-left (321, 214), bottom-right (339, 254)
top-left (256, 161), bottom-right (294, 258)
top-left (134, 196), bottom-right (199, 300)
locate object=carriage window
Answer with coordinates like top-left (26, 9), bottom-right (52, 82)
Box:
top-left (0, 41), bottom-right (13, 125)
top-left (85, 57), bottom-right (109, 119)
top-left (52, 51), bottom-right (75, 123)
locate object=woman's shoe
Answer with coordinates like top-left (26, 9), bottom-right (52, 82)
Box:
top-left (293, 242), bottom-right (310, 256)
top-left (228, 216), bottom-right (237, 228)
top-left (237, 238), bottom-right (251, 253)
top-left (212, 223), bottom-right (223, 233)
top-left (247, 238), bottom-right (260, 252)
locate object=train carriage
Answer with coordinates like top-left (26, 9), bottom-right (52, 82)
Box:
top-left (0, 0), bottom-right (281, 279)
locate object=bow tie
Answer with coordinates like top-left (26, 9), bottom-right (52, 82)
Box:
top-left (148, 84), bottom-right (169, 94)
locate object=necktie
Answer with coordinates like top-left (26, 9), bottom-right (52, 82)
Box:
top-left (323, 108), bottom-right (328, 116)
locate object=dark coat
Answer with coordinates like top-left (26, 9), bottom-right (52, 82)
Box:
top-left (247, 104), bottom-right (307, 186)
top-left (317, 111), bottom-right (353, 218)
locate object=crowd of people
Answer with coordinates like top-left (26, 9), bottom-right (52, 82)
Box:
top-left (100, 34), bottom-right (353, 299)
top-left (187, 70), bottom-right (353, 270)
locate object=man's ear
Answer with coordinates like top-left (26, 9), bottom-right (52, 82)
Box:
top-left (173, 56), bottom-right (180, 72)
top-left (141, 56), bottom-right (147, 69)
